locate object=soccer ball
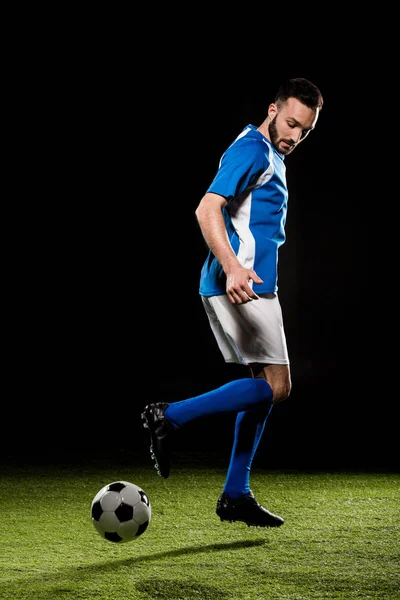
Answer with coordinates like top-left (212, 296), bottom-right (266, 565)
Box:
top-left (90, 480), bottom-right (151, 543)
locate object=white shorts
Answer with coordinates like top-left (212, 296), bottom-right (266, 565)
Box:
top-left (201, 293), bottom-right (289, 366)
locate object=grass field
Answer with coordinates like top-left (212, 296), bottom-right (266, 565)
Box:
top-left (0, 454), bottom-right (398, 599)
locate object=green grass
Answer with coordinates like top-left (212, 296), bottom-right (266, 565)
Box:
top-left (0, 456), bottom-right (399, 599)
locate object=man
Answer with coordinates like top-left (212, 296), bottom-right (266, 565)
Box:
top-left (142, 78), bottom-right (323, 528)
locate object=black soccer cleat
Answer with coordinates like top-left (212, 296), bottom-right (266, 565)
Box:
top-left (216, 491), bottom-right (284, 528)
top-left (141, 402), bottom-right (172, 479)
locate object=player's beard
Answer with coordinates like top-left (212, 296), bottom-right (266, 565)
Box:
top-left (269, 119), bottom-right (295, 156)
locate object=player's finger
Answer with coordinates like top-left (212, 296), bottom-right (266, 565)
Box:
top-left (227, 289), bottom-right (244, 304)
top-left (249, 270), bottom-right (264, 284)
top-left (233, 291), bottom-right (255, 305)
top-left (243, 284), bottom-right (259, 300)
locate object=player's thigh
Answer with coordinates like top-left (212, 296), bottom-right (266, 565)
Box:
top-left (202, 293), bottom-right (289, 365)
top-left (201, 295), bottom-right (244, 363)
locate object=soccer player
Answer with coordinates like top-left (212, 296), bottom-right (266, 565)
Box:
top-left (142, 78), bottom-right (323, 528)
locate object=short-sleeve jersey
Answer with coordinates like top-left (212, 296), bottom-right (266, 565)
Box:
top-left (199, 124), bottom-right (288, 297)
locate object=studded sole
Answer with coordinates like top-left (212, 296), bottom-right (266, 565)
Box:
top-left (141, 410), bottom-right (162, 476)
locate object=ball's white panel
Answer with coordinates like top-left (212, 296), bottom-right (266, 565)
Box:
top-left (133, 502), bottom-right (151, 523)
top-left (99, 511), bottom-right (120, 530)
top-left (118, 519), bottom-right (140, 541)
top-left (120, 483), bottom-right (141, 506)
top-left (100, 491), bottom-right (121, 511)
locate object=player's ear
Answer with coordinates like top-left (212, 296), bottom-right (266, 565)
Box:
top-left (268, 103), bottom-right (277, 121)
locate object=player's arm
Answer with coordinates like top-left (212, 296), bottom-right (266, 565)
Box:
top-left (195, 192), bottom-right (263, 304)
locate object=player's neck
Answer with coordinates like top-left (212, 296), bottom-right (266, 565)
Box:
top-left (258, 119), bottom-right (271, 142)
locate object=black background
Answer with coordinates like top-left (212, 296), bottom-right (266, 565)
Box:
top-left (4, 42), bottom-right (395, 471)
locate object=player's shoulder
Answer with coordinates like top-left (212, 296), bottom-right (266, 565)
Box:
top-left (229, 125), bottom-right (270, 153)
top-left (223, 125), bottom-right (270, 169)
top-left (234, 124), bottom-right (264, 143)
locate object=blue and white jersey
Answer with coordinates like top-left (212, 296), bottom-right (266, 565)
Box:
top-left (199, 124), bottom-right (288, 297)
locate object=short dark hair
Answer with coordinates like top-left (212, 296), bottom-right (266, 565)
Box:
top-left (275, 78), bottom-right (324, 111)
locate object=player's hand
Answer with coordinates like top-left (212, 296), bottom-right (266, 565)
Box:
top-left (226, 267), bottom-right (263, 304)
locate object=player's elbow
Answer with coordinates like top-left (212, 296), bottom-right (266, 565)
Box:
top-left (195, 193), bottom-right (226, 223)
top-left (194, 200), bottom-right (208, 229)
top-left (194, 203), bottom-right (202, 223)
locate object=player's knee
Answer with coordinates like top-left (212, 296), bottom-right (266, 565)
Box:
top-left (255, 365), bottom-right (291, 405)
top-left (271, 381), bottom-right (291, 405)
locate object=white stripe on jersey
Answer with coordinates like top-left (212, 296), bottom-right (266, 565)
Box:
top-left (231, 143), bottom-right (275, 288)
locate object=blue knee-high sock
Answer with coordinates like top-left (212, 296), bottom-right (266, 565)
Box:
top-left (165, 378), bottom-right (272, 428)
top-left (223, 405), bottom-right (273, 499)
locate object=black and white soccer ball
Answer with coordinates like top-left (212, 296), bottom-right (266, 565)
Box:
top-left (90, 480), bottom-right (151, 543)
